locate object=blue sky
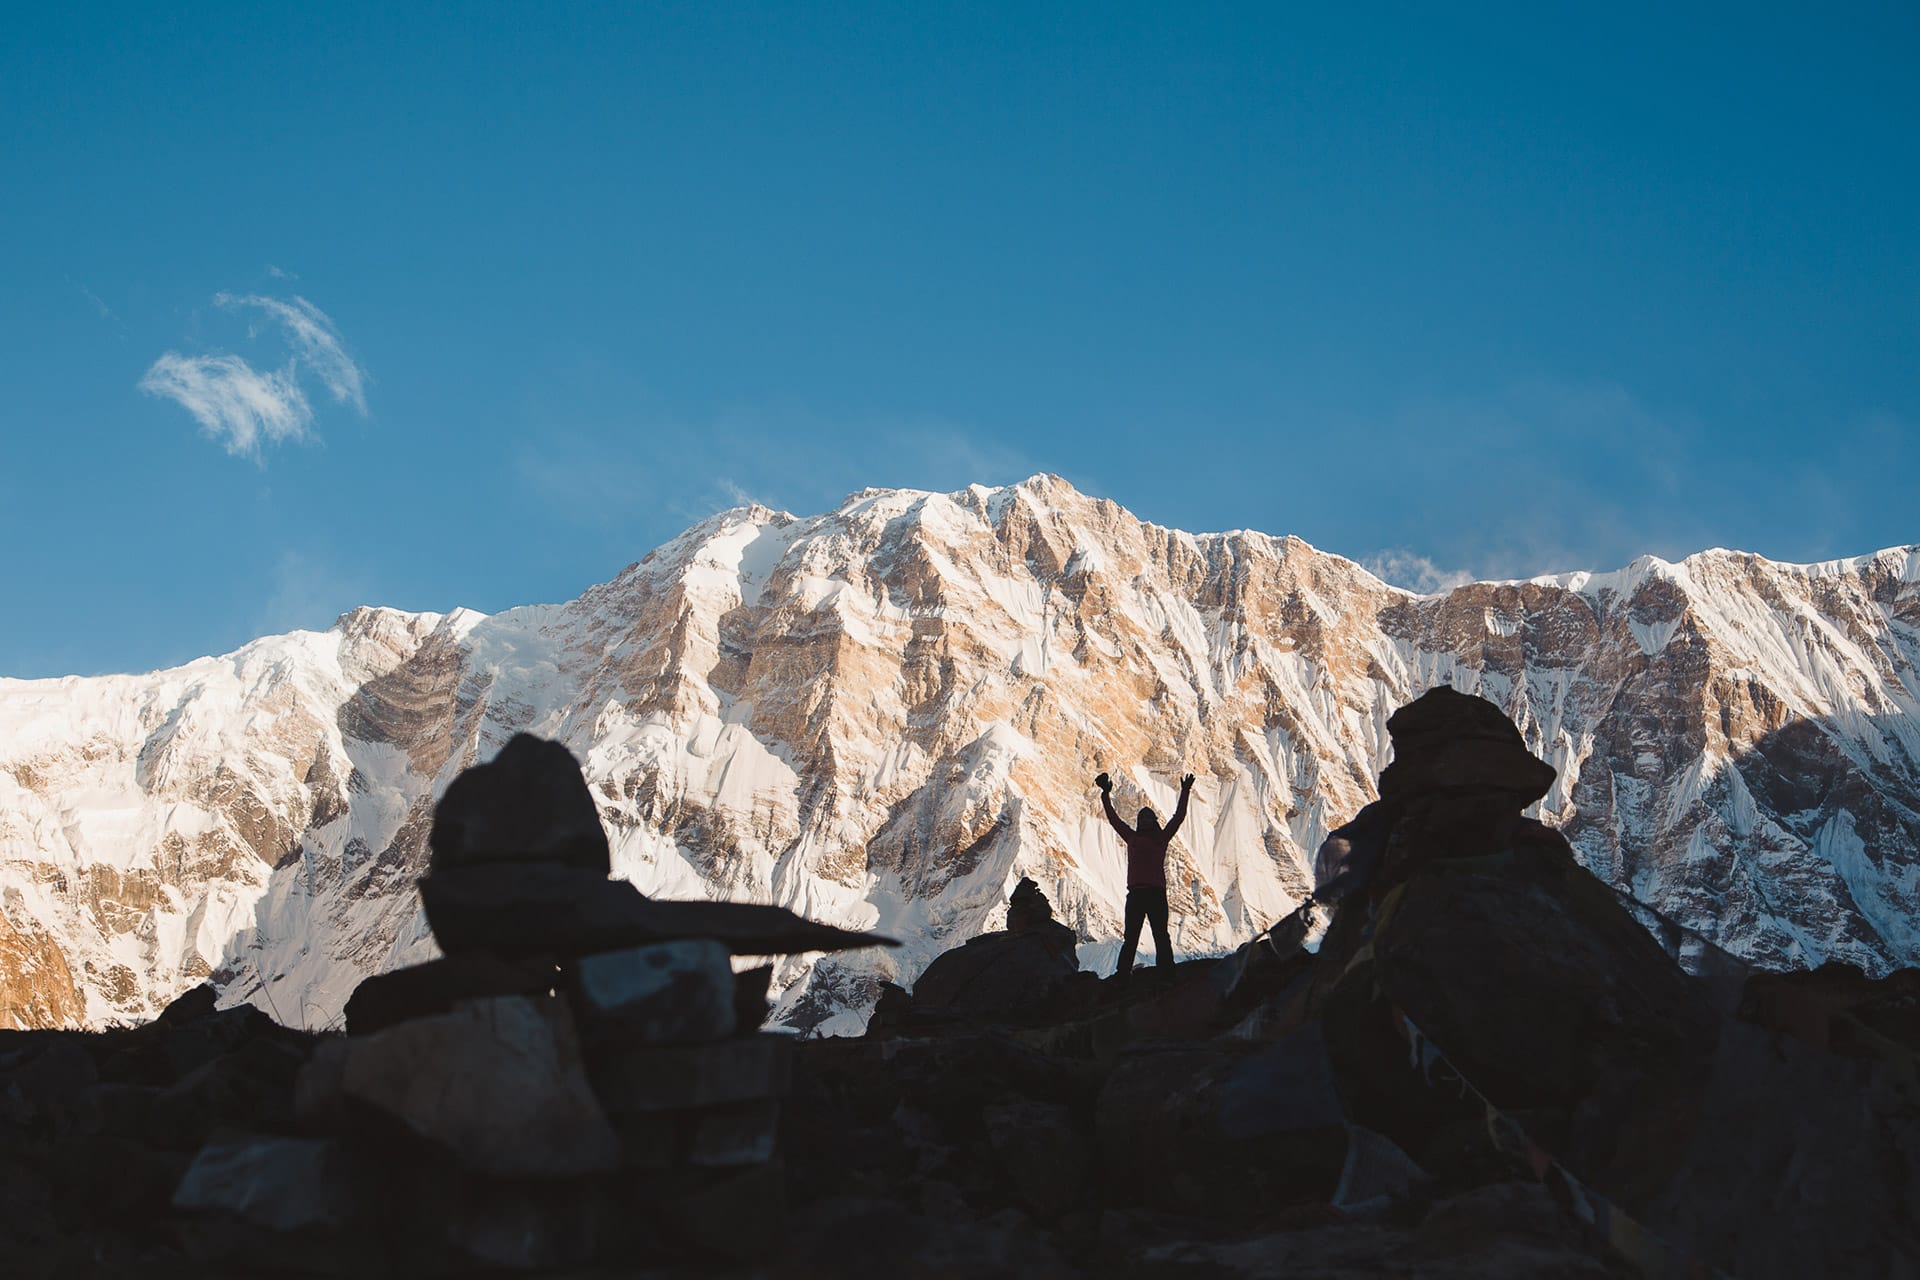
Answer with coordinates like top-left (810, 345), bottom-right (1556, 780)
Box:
top-left (4, 3), bottom-right (1915, 678)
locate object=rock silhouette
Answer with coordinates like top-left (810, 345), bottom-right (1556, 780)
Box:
top-left (884, 877), bottom-right (1084, 1029)
top-left (429, 732), bottom-right (613, 874)
top-left (2, 711), bottom-right (1918, 1276)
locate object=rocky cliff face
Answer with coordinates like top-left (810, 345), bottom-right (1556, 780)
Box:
top-left (3, 475), bottom-right (1917, 1032)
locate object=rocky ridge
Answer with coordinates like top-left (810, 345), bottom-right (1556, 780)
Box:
top-left (2, 474), bottom-right (1917, 1030)
top-left (4, 698), bottom-right (1913, 1278)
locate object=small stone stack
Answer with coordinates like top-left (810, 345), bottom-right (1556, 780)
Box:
top-left (169, 733), bottom-right (894, 1272)
top-left (1005, 876), bottom-right (1056, 934)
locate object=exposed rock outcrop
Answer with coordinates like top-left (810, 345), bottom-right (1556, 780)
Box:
top-left (0, 908), bottom-right (83, 1030)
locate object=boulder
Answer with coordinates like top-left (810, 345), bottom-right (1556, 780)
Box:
top-left (983, 1098), bottom-right (1089, 1219)
top-left (605, 1109), bottom-right (677, 1170)
top-left (1132, 1182), bottom-right (1620, 1278)
top-left (428, 733), bottom-right (610, 875)
top-left (568, 939), bottom-right (735, 1042)
top-left (157, 1001), bottom-right (281, 1082)
top-left (418, 860), bottom-right (895, 958)
top-left (687, 1098), bottom-right (782, 1166)
top-left (293, 1037), bottom-right (348, 1132)
top-left (1376, 686), bottom-right (1556, 807)
top-left (783, 1193), bottom-right (1079, 1279)
top-left (325, 995), bottom-right (620, 1178)
top-left (1739, 962), bottom-right (1920, 1057)
top-left (1095, 1029), bottom-right (1348, 1221)
top-left (1104, 959), bottom-right (1228, 1048)
top-left (661, 1161), bottom-right (787, 1262)
top-left (157, 982), bottom-right (221, 1026)
top-left (5, 1037), bottom-right (99, 1136)
top-left (441, 1176), bottom-right (602, 1272)
top-left (149, 1036), bottom-right (307, 1149)
top-left (912, 929), bottom-right (1079, 1021)
top-left (1330, 1124), bottom-right (1431, 1218)
top-left (1646, 1021), bottom-right (1916, 1279)
top-left (46, 1132), bottom-right (189, 1217)
top-left (1312, 802), bottom-right (1398, 903)
top-left (171, 1134), bottom-right (366, 1233)
top-left (1362, 824), bottom-right (1719, 1207)
top-left (864, 980), bottom-right (913, 1037)
top-left (1213, 904), bottom-right (1316, 1008)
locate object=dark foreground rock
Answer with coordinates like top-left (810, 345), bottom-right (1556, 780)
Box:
top-left (428, 731), bottom-right (612, 875)
top-left (315, 995), bottom-right (622, 1178)
top-left (5, 712), bottom-right (1919, 1276)
top-left (910, 928), bottom-right (1082, 1021)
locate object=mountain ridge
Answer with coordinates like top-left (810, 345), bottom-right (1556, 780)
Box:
top-left (3, 474), bottom-right (1917, 1032)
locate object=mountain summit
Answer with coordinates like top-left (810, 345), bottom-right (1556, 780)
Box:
top-left (3, 475), bottom-right (1918, 1030)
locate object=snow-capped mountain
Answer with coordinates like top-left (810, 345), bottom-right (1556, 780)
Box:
top-left (3, 475), bottom-right (1917, 1033)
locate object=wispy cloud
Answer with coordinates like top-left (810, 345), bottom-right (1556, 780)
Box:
top-left (139, 353), bottom-right (314, 456)
top-left (140, 292), bottom-right (367, 461)
top-left (1360, 549), bottom-right (1477, 594)
top-left (1324, 378), bottom-right (1715, 582)
top-left (215, 293), bottom-right (367, 413)
top-left (71, 279), bottom-right (123, 327)
top-left (509, 403), bottom-right (1050, 574)
top-left (254, 548), bottom-right (370, 637)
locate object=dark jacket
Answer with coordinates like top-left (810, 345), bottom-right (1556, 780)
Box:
top-left (1103, 787), bottom-right (1190, 888)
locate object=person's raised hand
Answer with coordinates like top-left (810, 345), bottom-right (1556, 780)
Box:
top-left (1095, 772), bottom-right (1112, 794)
top-left (1181, 772), bottom-right (1196, 791)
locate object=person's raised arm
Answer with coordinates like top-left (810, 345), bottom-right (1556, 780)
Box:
top-left (1097, 774), bottom-right (1132, 838)
top-left (1164, 773), bottom-right (1195, 839)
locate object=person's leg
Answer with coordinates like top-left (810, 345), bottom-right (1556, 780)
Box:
top-left (1115, 888), bottom-right (1146, 978)
top-left (1148, 888), bottom-right (1175, 969)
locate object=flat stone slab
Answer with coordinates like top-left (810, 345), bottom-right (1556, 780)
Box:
top-left (344, 954), bottom-right (557, 1036)
top-left (571, 940), bottom-right (737, 1043)
top-left (420, 861), bottom-right (897, 958)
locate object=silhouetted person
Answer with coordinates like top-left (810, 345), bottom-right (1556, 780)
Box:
top-left (1098, 770), bottom-right (1194, 980)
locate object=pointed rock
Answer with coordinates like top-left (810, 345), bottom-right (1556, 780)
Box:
top-left (1377, 686), bottom-right (1556, 805)
top-left (429, 733), bottom-right (610, 875)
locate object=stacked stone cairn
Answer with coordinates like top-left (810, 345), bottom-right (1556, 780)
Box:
top-left (168, 733), bottom-right (895, 1272)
